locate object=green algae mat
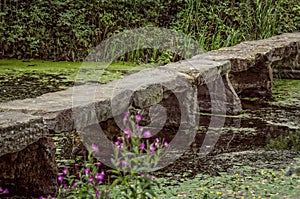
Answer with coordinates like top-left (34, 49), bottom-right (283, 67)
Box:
top-left (0, 59), bottom-right (152, 103)
top-left (151, 160), bottom-right (300, 199)
top-left (271, 79), bottom-right (300, 107)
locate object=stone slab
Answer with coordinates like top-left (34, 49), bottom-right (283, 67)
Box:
top-left (196, 32), bottom-right (300, 98)
top-left (0, 111), bottom-right (48, 157)
top-left (0, 137), bottom-right (57, 197)
top-left (0, 113), bottom-right (57, 197)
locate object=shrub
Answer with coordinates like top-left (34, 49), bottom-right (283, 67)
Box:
top-left (1, 0), bottom-right (299, 61)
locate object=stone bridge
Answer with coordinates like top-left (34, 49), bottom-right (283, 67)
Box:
top-left (0, 32), bottom-right (299, 197)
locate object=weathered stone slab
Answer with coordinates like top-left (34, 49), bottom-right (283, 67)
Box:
top-left (198, 32), bottom-right (300, 98)
top-left (0, 112), bottom-right (48, 156)
top-left (271, 33), bottom-right (300, 79)
top-left (160, 58), bottom-right (241, 114)
top-left (0, 112), bottom-right (57, 197)
top-left (0, 84), bottom-right (114, 132)
top-left (0, 138), bottom-right (57, 198)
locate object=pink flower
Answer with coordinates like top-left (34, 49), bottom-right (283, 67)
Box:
top-left (3, 188), bottom-right (9, 194)
top-left (96, 171), bottom-right (105, 184)
top-left (39, 196), bottom-right (45, 199)
top-left (95, 190), bottom-right (100, 198)
top-left (135, 124), bottom-right (139, 130)
top-left (150, 144), bottom-right (156, 153)
top-left (92, 144), bottom-right (99, 153)
top-left (136, 115), bottom-right (142, 122)
top-left (97, 162), bottom-right (102, 167)
top-left (94, 186), bottom-right (100, 197)
top-left (62, 168), bottom-right (68, 175)
top-left (118, 142), bottom-right (123, 151)
top-left (117, 137), bottom-right (123, 143)
top-left (124, 129), bottom-right (130, 140)
top-left (139, 173), bottom-right (144, 177)
top-left (123, 112), bottom-right (129, 122)
top-left (143, 130), bottom-right (152, 138)
top-left (148, 174), bottom-right (153, 180)
top-left (139, 143), bottom-right (145, 151)
top-left (85, 168), bottom-right (91, 175)
top-left (164, 141), bottom-right (169, 148)
top-left (88, 176), bottom-right (94, 183)
top-left (155, 138), bottom-right (159, 146)
top-left (0, 187), bottom-right (3, 192)
top-left (57, 175), bottom-right (63, 183)
top-left (121, 160), bottom-right (127, 167)
top-left (114, 137), bottom-right (124, 150)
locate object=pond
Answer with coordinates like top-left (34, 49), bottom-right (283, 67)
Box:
top-left (0, 59), bottom-right (151, 103)
top-left (0, 59), bottom-right (299, 198)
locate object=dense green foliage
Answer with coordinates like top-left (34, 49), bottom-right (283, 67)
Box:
top-left (0, 0), bottom-right (299, 61)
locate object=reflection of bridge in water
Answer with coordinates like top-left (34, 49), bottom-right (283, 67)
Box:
top-left (0, 32), bottom-right (300, 197)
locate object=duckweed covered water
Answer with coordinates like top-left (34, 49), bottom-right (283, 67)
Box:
top-left (1, 61), bottom-right (299, 198)
top-left (0, 59), bottom-right (152, 102)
